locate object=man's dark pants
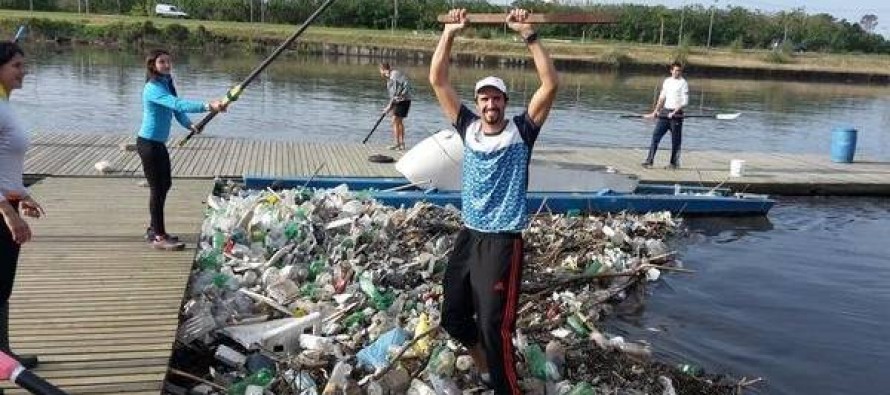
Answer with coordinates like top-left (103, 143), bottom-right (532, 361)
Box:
top-left (441, 228), bottom-right (524, 395)
top-left (644, 115), bottom-right (683, 166)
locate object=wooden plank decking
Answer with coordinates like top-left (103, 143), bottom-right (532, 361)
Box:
top-left (25, 132), bottom-right (890, 195)
top-left (4, 178), bottom-right (211, 394)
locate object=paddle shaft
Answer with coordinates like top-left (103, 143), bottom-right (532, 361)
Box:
top-left (436, 13), bottom-right (615, 24)
top-left (362, 84), bottom-right (406, 144)
top-left (620, 113), bottom-right (737, 119)
top-left (180, 0), bottom-right (338, 145)
top-left (362, 106), bottom-right (392, 144)
top-left (12, 25), bottom-right (26, 42)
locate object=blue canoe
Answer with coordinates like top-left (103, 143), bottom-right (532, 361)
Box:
top-left (243, 175), bottom-right (775, 216)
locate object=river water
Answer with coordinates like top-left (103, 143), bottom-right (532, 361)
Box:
top-left (13, 47), bottom-right (890, 394)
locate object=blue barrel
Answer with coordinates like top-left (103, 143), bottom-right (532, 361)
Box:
top-left (830, 127), bottom-right (857, 163)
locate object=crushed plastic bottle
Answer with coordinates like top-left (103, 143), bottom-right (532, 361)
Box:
top-left (427, 347), bottom-right (456, 376)
top-left (359, 271), bottom-right (395, 310)
top-left (322, 361), bottom-right (352, 395)
top-left (428, 373), bottom-right (461, 395)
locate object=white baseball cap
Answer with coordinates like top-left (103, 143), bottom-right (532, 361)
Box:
top-left (474, 76), bottom-right (508, 95)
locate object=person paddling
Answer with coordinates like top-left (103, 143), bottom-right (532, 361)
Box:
top-left (642, 62), bottom-right (688, 169)
top-left (138, 49), bottom-right (226, 250)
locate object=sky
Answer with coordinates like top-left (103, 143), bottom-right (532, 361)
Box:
top-left (492, 0), bottom-right (890, 37)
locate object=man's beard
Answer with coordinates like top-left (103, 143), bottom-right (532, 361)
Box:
top-left (482, 108), bottom-right (503, 124)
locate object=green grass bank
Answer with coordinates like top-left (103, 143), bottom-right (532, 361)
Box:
top-left (2, 10), bottom-right (889, 83)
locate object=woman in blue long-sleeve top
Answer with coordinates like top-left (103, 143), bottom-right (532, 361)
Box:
top-left (138, 49), bottom-right (225, 250)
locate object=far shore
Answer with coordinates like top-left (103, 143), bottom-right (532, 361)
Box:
top-left (2, 10), bottom-right (889, 83)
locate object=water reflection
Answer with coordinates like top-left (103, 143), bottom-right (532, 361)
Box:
top-left (15, 47), bottom-right (890, 160)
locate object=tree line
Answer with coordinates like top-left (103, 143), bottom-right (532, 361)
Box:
top-left (1, 0), bottom-right (887, 53)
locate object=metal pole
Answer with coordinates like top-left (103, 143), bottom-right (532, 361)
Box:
top-left (659, 16), bottom-right (664, 45)
top-left (707, 1), bottom-right (716, 48)
top-left (678, 5), bottom-right (685, 46)
top-left (392, 0), bottom-right (398, 33)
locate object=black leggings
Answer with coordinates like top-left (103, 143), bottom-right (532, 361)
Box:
top-left (137, 137), bottom-right (173, 236)
top-left (1, 204), bottom-right (21, 351)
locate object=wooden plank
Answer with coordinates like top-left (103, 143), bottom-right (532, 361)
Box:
top-left (436, 13), bottom-right (617, 24)
top-left (6, 178), bottom-right (210, 393)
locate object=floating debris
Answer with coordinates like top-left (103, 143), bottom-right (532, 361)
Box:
top-left (165, 182), bottom-right (745, 394)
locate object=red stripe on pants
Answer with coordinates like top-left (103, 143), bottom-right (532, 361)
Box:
top-left (500, 238), bottom-right (522, 394)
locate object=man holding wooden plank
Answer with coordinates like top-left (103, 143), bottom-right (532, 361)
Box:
top-left (430, 8), bottom-right (558, 394)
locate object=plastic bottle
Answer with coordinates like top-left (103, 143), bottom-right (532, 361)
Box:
top-left (367, 367), bottom-right (411, 395)
top-left (523, 343), bottom-right (548, 380)
top-left (213, 230), bottom-right (226, 251)
top-left (428, 374), bottom-right (461, 395)
top-left (566, 313), bottom-right (591, 337)
top-left (545, 340), bottom-right (565, 380)
top-left (284, 221), bottom-right (301, 240)
top-left (227, 368), bottom-right (274, 395)
top-left (677, 363), bottom-right (703, 377)
top-left (307, 259), bottom-right (326, 281)
top-left (413, 313), bottom-right (431, 356)
top-left (565, 382), bottom-right (595, 395)
top-left (359, 272), bottom-right (395, 310)
top-left (406, 379), bottom-right (436, 395)
top-left (427, 347), bottom-right (455, 376)
top-left (322, 361), bottom-right (351, 395)
top-left (343, 310), bottom-right (366, 330)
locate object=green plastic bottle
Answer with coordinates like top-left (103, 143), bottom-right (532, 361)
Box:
top-left (524, 343), bottom-right (548, 380)
top-left (359, 272), bottom-right (395, 310)
top-left (284, 221), bottom-right (301, 240)
top-left (198, 250), bottom-right (222, 270)
top-left (566, 313), bottom-right (591, 337)
top-left (566, 382), bottom-right (595, 395)
top-left (343, 310), bottom-right (366, 329)
top-left (584, 259), bottom-right (603, 276)
top-left (227, 368), bottom-right (274, 395)
top-left (212, 230), bottom-right (226, 251)
top-left (307, 259), bottom-right (325, 281)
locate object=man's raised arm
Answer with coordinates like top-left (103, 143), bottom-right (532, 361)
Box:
top-left (429, 8), bottom-right (468, 124)
top-left (508, 9), bottom-right (559, 128)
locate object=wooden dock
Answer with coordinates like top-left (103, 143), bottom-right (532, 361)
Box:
top-left (25, 132), bottom-right (890, 195)
top-left (4, 177), bottom-right (210, 394)
top-left (7, 131), bottom-right (889, 393)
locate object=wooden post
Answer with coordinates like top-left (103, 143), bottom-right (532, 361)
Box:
top-left (659, 16), bottom-right (664, 45)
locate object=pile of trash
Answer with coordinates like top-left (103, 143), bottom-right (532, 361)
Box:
top-left (164, 183), bottom-right (742, 395)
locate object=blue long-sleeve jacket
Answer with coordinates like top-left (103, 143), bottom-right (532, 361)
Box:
top-left (138, 75), bottom-right (207, 143)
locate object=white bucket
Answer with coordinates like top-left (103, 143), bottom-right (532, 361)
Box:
top-left (395, 130), bottom-right (464, 190)
top-left (730, 159), bottom-right (746, 177)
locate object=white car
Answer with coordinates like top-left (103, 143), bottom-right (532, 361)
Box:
top-left (155, 4), bottom-right (188, 18)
